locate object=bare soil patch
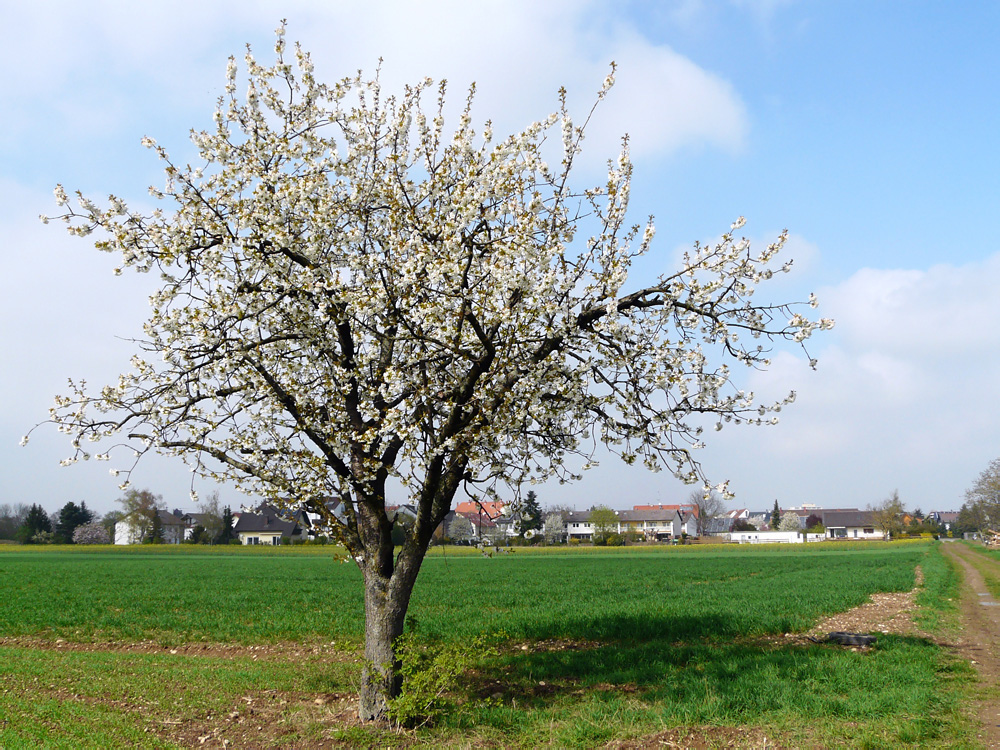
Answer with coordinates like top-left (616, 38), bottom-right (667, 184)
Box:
top-left (606, 726), bottom-right (780, 749)
top-left (804, 565), bottom-right (926, 640)
top-left (161, 690), bottom-right (362, 750)
top-left (0, 636), bottom-right (357, 662)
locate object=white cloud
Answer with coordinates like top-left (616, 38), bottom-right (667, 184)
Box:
top-left (1, 1), bottom-right (747, 163)
top-left (697, 251), bottom-right (1000, 511)
top-left (821, 261), bottom-right (1000, 356)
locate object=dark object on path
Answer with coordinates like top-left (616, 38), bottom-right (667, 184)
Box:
top-left (807, 632), bottom-right (877, 647)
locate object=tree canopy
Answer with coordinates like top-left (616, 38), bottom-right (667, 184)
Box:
top-left (778, 511), bottom-right (801, 532)
top-left (869, 490), bottom-right (906, 540)
top-left (0, 503), bottom-right (29, 541)
top-left (35, 26), bottom-right (830, 720)
top-left (117, 489), bottom-right (161, 544)
top-left (17, 504), bottom-right (51, 544)
top-left (73, 521), bottom-right (111, 544)
top-left (961, 457), bottom-right (1000, 532)
top-left (690, 489), bottom-right (725, 535)
top-left (55, 501), bottom-right (94, 543)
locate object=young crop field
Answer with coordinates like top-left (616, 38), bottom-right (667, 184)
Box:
top-left (0, 542), bottom-right (980, 748)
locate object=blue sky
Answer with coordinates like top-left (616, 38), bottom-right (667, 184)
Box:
top-left (3, 0), bottom-right (999, 517)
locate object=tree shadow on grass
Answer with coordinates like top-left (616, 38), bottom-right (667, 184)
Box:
top-left (463, 613), bottom-right (957, 732)
top-left (519, 611), bottom-right (754, 643)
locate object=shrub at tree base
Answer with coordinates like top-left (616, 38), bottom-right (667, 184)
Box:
top-left (388, 632), bottom-right (499, 729)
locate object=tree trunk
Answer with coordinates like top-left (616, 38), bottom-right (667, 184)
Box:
top-left (358, 569), bottom-right (409, 721)
top-left (353, 461), bottom-right (458, 721)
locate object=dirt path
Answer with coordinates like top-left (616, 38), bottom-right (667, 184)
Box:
top-left (940, 541), bottom-right (1000, 747)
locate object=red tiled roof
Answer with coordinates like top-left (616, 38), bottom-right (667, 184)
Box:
top-left (454, 500), bottom-right (505, 519)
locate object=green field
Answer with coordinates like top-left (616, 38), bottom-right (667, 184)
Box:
top-left (0, 542), bottom-right (980, 748)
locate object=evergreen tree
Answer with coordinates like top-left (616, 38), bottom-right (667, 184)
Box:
top-left (770, 500), bottom-right (781, 530)
top-left (17, 504), bottom-right (52, 544)
top-left (520, 491), bottom-right (543, 536)
top-left (188, 524), bottom-right (209, 544)
top-left (55, 501), bottom-right (95, 543)
top-left (216, 506), bottom-right (236, 544)
top-left (145, 511), bottom-right (164, 544)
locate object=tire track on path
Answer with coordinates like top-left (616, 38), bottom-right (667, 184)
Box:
top-left (941, 541), bottom-right (1000, 747)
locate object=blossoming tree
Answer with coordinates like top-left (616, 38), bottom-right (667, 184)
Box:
top-left (72, 521), bottom-right (111, 545)
top-left (37, 28), bottom-right (831, 719)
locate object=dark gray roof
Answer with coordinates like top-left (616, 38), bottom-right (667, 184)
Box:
top-left (156, 509), bottom-right (188, 527)
top-left (182, 512), bottom-right (214, 527)
top-left (931, 511), bottom-right (959, 522)
top-left (616, 509), bottom-right (680, 523)
top-left (233, 504), bottom-right (305, 537)
top-left (822, 511), bottom-right (878, 528)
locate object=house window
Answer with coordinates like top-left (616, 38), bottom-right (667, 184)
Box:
top-left (271, 536), bottom-right (280, 546)
top-left (864, 528), bottom-right (874, 534)
top-left (246, 536), bottom-right (259, 545)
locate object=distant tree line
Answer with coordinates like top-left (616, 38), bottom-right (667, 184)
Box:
top-left (0, 489), bottom-right (237, 545)
top-left (0, 501), bottom-right (98, 544)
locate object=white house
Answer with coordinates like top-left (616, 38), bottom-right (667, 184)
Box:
top-left (729, 530), bottom-right (824, 544)
top-left (114, 509), bottom-right (190, 545)
top-left (823, 511), bottom-right (884, 540)
top-left (113, 517), bottom-right (143, 545)
top-left (565, 510), bottom-right (596, 540)
top-left (564, 508), bottom-right (697, 541)
top-left (233, 504), bottom-right (310, 545)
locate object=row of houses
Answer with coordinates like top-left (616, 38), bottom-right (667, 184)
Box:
top-left (716, 507), bottom-right (959, 541)
top-left (114, 508), bottom-right (217, 545)
top-left (113, 503), bottom-right (342, 546)
top-left (564, 508), bottom-right (698, 541)
top-left (706, 508), bottom-right (887, 539)
top-left (114, 500), bottom-right (958, 546)
top-left (560, 507), bottom-right (882, 542)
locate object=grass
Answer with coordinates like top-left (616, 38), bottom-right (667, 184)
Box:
top-left (0, 542), bottom-right (924, 644)
top-left (0, 540), bottom-right (982, 747)
top-left (455, 635), bottom-right (974, 748)
top-left (915, 539), bottom-right (966, 632)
